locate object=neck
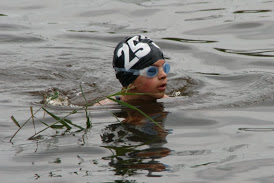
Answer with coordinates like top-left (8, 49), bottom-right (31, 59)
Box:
top-left (121, 94), bottom-right (157, 102)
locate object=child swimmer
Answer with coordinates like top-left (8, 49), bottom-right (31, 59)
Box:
top-left (97, 35), bottom-right (170, 105)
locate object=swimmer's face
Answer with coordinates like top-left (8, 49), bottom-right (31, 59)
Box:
top-left (130, 59), bottom-right (168, 100)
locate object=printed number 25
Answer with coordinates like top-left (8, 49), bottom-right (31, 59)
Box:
top-left (117, 36), bottom-right (151, 70)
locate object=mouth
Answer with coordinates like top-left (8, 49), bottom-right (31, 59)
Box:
top-left (157, 83), bottom-right (167, 91)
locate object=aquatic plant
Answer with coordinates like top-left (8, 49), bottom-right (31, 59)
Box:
top-left (10, 85), bottom-right (165, 142)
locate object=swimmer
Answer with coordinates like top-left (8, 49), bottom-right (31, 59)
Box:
top-left (97, 35), bottom-right (170, 105)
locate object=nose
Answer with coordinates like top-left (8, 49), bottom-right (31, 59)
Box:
top-left (158, 67), bottom-right (167, 80)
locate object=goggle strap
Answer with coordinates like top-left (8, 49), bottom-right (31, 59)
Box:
top-left (114, 67), bottom-right (140, 75)
top-left (114, 63), bottom-right (169, 77)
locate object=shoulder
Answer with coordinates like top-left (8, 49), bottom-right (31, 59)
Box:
top-left (94, 98), bottom-right (115, 106)
top-left (93, 96), bottom-right (120, 106)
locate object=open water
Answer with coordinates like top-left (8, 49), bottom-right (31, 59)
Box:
top-left (1, 0), bottom-right (274, 182)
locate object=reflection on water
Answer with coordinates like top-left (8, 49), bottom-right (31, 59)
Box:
top-left (101, 102), bottom-right (171, 177)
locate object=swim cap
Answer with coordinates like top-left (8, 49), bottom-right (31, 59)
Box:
top-left (113, 35), bottom-right (164, 87)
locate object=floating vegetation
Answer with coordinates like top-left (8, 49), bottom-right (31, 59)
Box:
top-left (10, 85), bottom-right (165, 142)
top-left (45, 90), bottom-right (69, 106)
top-left (0, 14), bottom-right (7, 16)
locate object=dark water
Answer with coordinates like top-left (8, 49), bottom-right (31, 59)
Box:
top-left (1, 0), bottom-right (274, 182)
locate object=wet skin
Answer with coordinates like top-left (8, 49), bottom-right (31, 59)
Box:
top-left (95, 59), bottom-right (168, 105)
top-left (121, 59), bottom-right (168, 102)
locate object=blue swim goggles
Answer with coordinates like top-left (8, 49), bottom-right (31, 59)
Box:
top-left (114, 63), bottom-right (170, 78)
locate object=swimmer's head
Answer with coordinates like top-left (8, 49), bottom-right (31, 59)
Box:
top-left (113, 35), bottom-right (164, 87)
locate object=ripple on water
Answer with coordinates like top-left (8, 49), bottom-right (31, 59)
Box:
top-left (0, 24), bottom-right (29, 31)
top-left (12, 146), bottom-right (107, 162)
top-left (185, 15), bottom-right (224, 21)
top-left (197, 158), bottom-right (274, 181)
top-left (157, 40), bottom-right (193, 52)
top-left (165, 72), bottom-right (274, 109)
top-left (79, 9), bottom-right (119, 17)
top-left (233, 9), bottom-right (272, 14)
top-left (214, 48), bottom-right (274, 57)
top-left (175, 8), bottom-right (225, 14)
top-left (184, 21), bottom-right (274, 40)
top-left (162, 37), bottom-right (217, 43)
top-left (0, 34), bottom-right (45, 43)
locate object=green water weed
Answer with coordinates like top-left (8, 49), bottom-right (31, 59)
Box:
top-left (10, 85), bottom-right (165, 142)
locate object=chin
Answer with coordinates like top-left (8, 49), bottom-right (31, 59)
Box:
top-left (154, 93), bottom-right (165, 99)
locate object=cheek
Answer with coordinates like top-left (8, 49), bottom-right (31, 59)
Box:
top-left (135, 78), bottom-right (157, 92)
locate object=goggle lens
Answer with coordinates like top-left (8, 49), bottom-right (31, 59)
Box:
top-left (144, 63), bottom-right (170, 78)
top-left (146, 67), bottom-right (158, 77)
top-left (163, 63), bottom-right (170, 74)
top-left (114, 63), bottom-right (170, 78)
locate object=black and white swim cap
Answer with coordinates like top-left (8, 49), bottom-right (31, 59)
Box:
top-left (113, 35), bottom-right (164, 87)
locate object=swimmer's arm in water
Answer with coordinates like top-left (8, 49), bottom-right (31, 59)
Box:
top-left (94, 97), bottom-right (116, 106)
top-left (94, 94), bottom-right (169, 106)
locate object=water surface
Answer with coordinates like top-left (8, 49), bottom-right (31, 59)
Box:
top-left (1, 0), bottom-right (274, 182)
